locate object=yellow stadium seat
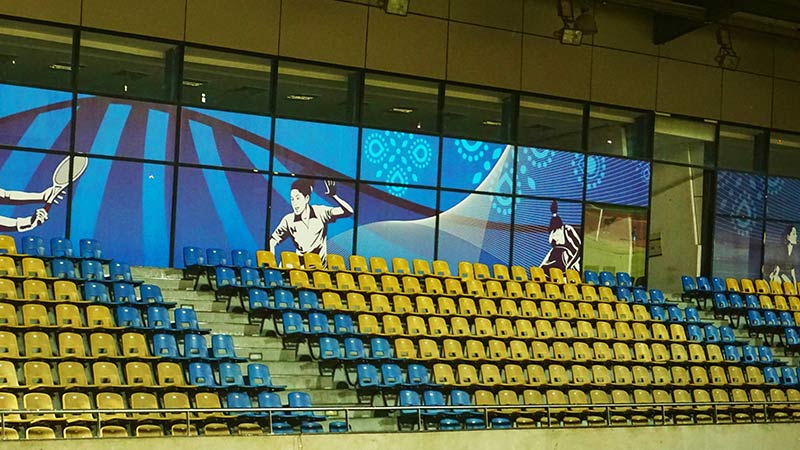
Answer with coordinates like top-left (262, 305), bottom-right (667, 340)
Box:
top-left (433, 363), bottom-right (456, 385)
top-left (562, 284), bottom-right (581, 300)
top-left (23, 361), bottom-right (54, 387)
top-left (478, 298), bottom-right (498, 317)
top-left (402, 276), bottom-right (423, 294)
top-left (321, 292), bottom-right (344, 310)
top-left (529, 266), bottom-right (546, 283)
top-left (156, 362), bottom-right (187, 386)
top-left (405, 315), bottom-right (427, 335)
top-left (358, 274), bottom-right (379, 292)
top-left (473, 263), bottom-right (491, 280)
top-left (417, 339), bottom-right (440, 360)
top-left (311, 271), bottom-right (333, 289)
top-left (492, 264), bottom-right (510, 281)
top-left (458, 297), bottom-right (477, 316)
top-left (357, 314), bottom-right (380, 334)
top-left (565, 269), bottom-right (582, 285)
top-left (22, 258), bottom-right (52, 278)
top-left (510, 265), bottom-right (529, 282)
top-left (280, 252), bottom-right (302, 269)
top-left (515, 319), bottom-right (535, 338)
top-left (495, 318), bottom-right (514, 337)
top-left (349, 255), bottom-right (369, 273)
top-left (437, 296), bottom-right (456, 315)
top-left (581, 285), bottom-right (599, 302)
top-left (412, 259), bottom-right (431, 276)
top-left (544, 283), bottom-right (562, 299)
top-left (381, 275), bottom-right (402, 293)
top-left (58, 333), bottom-right (87, 359)
top-left (22, 279), bottom-right (50, 301)
top-left (740, 278), bottom-right (755, 293)
top-left (289, 270), bottom-right (311, 289)
top-left (327, 253), bottom-right (347, 271)
top-left (89, 333), bottom-right (118, 357)
top-left (441, 339), bottom-right (463, 360)
top-left (335, 272), bottom-right (357, 290)
top-left (524, 282), bottom-right (544, 299)
top-left (346, 292), bottom-right (368, 311)
top-left (302, 253), bottom-right (324, 270)
top-left (519, 300), bottom-right (538, 317)
top-left (450, 317), bottom-right (471, 336)
top-left (24, 332), bottom-right (54, 358)
top-left (255, 250), bottom-right (278, 269)
top-left (22, 303), bottom-right (51, 327)
top-left (0, 279), bottom-right (19, 300)
top-left (0, 257), bottom-right (22, 279)
top-left (369, 256), bottom-right (389, 274)
top-left (548, 267), bottom-right (565, 284)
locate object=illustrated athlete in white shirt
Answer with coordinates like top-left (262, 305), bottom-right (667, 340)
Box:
top-left (0, 186), bottom-right (64, 232)
top-left (269, 179), bottom-right (353, 267)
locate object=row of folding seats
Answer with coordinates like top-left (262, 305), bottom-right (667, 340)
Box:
top-left (0, 304), bottom-right (205, 335)
top-left (725, 277), bottom-right (799, 297)
top-left (0, 277), bottom-right (160, 307)
top-left (0, 359), bottom-right (279, 391)
top-left (0, 255), bottom-right (138, 285)
top-left (0, 390), bottom-right (324, 433)
top-left (0, 327), bottom-right (228, 360)
top-left (713, 293), bottom-right (800, 315)
top-left (1, 235), bottom-right (109, 261)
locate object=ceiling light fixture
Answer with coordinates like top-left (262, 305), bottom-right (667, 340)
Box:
top-left (389, 106), bottom-right (415, 114)
top-left (182, 79), bottom-right (206, 87)
top-left (48, 63), bottom-right (72, 71)
top-left (482, 120), bottom-right (502, 127)
top-left (286, 94), bottom-right (317, 101)
top-left (383, 0), bottom-right (409, 16)
top-left (555, 0), bottom-right (597, 45)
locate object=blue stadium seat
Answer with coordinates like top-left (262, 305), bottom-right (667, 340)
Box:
top-left (343, 337), bottom-right (366, 361)
top-left (173, 307), bottom-right (207, 332)
top-left (781, 366), bottom-right (798, 386)
top-left (145, 306), bottom-right (171, 329)
top-left (723, 345), bottom-right (741, 362)
top-left (274, 289), bottom-right (296, 310)
top-left (301, 422), bottom-right (324, 433)
top-left (206, 248), bottom-right (228, 266)
top-left (649, 289), bottom-right (666, 305)
top-left (333, 314), bottom-right (355, 335)
top-left (79, 239), bottom-right (110, 261)
top-left (307, 312), bottom-right (330, 335)
top-left (696, 276), bottom-right (711, 293)
top-left (183, 246), bottom-right (205, 266)
top-left (741, 345), bottom-right (758, 364)
top-left (616, 272), bottom-right (632, 287)
top-left (719, 325), bottom-right (737, 344)
top-left (83, 281), bottom-right (111, 304)
top-left (239, 267), bottom-right (263, 288)
top-left (465, 418), bottom-right (486, 430)
top-left (271, 422), bottom-right (294, 434)
top-left (287, 391), bottom-right (324, 421)
top-left (226, 391), bottom-right (259, 416)
top-left (729, 293), bottom-right (745, 309)
top-left (711, 277), bottom-right (726, 292)
top-left (298, 291), bottom-right (320, 310)
top-left (248, 288), bottom-right (271, 311)
top-left (109, 261), bottom-right (141, 284)
top-left (686, 324), bottom-right (703, 342)
top-left (380, 363), bottom-right (404, 389)
top-left (257, 391), bottom-right (284, 414)
top-left (406, 363), bottom-right (435, 387)
top-left (152, 333), bottom-right (181, 359)
top-left (449, 389), bottom-right (478, 417)
top-left (230, 249), bottom-right (254, 268)
top-left (356, 363), bottom-right (380, 389)
top-left (369, 337), bottom-right (394, 360)
top-left (50, 237), bottom-right (74, 258)
top-left (183, 333), bottom-right (211, 359)
top-left (140, 284), bottom-right (170, 305)
top-left (438, 418), bottom-right (461, 431)
top-left (599, 271), bottom-right (615, 287)
top-left (246, 363), bottom-right (286, 390)
top-left (212, 334), bottom-right (244, 361)
top-left (20, 236), bottom-right (46, 257)
top-left (667, 305), bottom-right (684, 322)
top-left (398, 389), bottom-right (422, 416)
top-left (583, 270), bottom-right (599, 285)
top-left (187, 362), bottom-right (218, 387)
top-left (318, 337), bottom-right (341, 361)
top-left (703, 324), bottom-right (721, 343)
top-left (51, 259), bottom-right (77, 279)
top-left (423, 390), bottom-right (448, 417)
top-left (681, 275), bottom-right (697, 293)
top-left (81, 260), bottom-right (106, 281)
top-left (649, 306), bottom-right (667, 322)
top-left (328, 421), bottom-right (349, 433)
top-left (684, 306), bottom-right (700, 323)
top-left (616, 287), bottom-right (632, 303)
top-left (218, 362), bottom-right (246, 388)
top-left (263, 269), bottom-right (285, 287)
top-left (764, 311), bottom-right (779, 327)
top-left (745, 294), bottom-right (760, 310)
top-left (763, 366), bottom-right (780, 385)
top-left (632, 288), bottom-right (649, 304)
top-left (280, 311), bottom-right (305, 336)
top-left (758, 346), bottom-right (774, 364)
top-left (713, 293), bottom-right (729, 311)
top-left (115, 305), bottom-right (144, 328)
top-left (779, 311), bottom-right (795, 327)
top-left (785, 329), bottom-right (800, 354)
top-left (491, 417), bottom-right (513, 429)
top-left (113, 282), bottom-right (139, 304)
top-left (215, 266), bottom-right (241, 293)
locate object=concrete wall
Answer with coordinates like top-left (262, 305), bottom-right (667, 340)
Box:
top-left (4, 423), bottom-right (800, 450)
top-left (1, 0), bottom-right (799, 131)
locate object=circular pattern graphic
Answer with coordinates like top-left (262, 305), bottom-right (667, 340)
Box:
top-left (455, 139), bottom-right (488, 162)
top-left (361, 130), bottom-right (435, 196)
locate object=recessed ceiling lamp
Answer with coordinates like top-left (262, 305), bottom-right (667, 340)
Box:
top-left (482, 120), bottom-right (502, 127)
top-left (389, 106), bottom-right (415, 114)
top-left (286, 94), bottom-right (317, 101)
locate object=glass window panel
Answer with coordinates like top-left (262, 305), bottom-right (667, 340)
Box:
top-left (78, 32), bottom-right (178, 102)
top-left (588, 105), bottom-right (652, 158)
top-left (769, 132), bottom-right (800, 178)
top-left (357, 184), bottom-right (436, 261)
top-left (360, 129), bottom-right (438, 188)
top-left (767, 177), bottom-right (800, 222)
top-left (585, 155), bottom-right (650, 207)
top-left (180, 107), bottom-right (271, 169)
top-left (0, 149), bottom-right (68, 238)
top-left (512, 198), bottom-right (583, 272)
top-left (583, 203), bottom-right (648, 282)
top-left (174, 166), bottom-right (268, 266)
top-left (0, 83), bottom-right (72, 151)
top-left (437, 190), bottom-right (511, 267)
top-left (712, 216), bottom-right (763, 280)
top-left (268, 176), bottom-right (355, 261)
top-left (648, 163), bottom-right (704, 292)
top-left (182, 47), bottom-right (271, 115)
top-left (516, 147), bottom-right (584, 200)
top-left (764, 221), bottom-right (799, 284)
top-left (440, 138), bottom-right (513, 194)
top-left (276, 61), bottom-right (358, 124)
top-left (715, 171), bottom-right (765, 218)
top-left (75, 96), bottom-right (176, 161)
top-left (518, 96), bottom-right (583, 152)
top-left (70, 157), bottom-right (173, 266)
top-left (718, 124), bottom-right (767, 172)
top-left (0, 19), bottom-right (73, 90)
top-left (653, 116), bottom-right (715, 166)
top-left (273, 119), bottom-right (357, 178)
top-left (443, 85), bottom-right (514, 142)
top-left (363, 74), bottom-right (439, 133)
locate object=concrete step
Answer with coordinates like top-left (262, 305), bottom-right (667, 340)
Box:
top-left (271, 374), bottom-right (334, 390)
top-left (132, 266), bottom-right (185, 280)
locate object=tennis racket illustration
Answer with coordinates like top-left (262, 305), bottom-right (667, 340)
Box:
top-left (44, 155), bottom-right (89, 211)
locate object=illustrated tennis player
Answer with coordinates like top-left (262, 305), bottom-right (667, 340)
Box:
top-left (540, 200), bottom-right (582, 274)
top-left (0, 155), bottom-right (87, 232)
top-left (269, 179), bottom-right (353, 267)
